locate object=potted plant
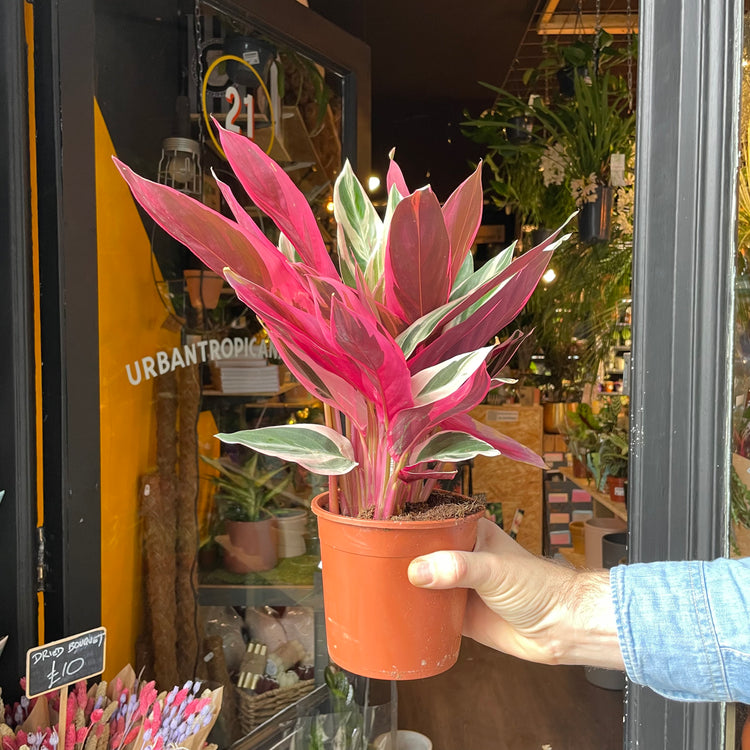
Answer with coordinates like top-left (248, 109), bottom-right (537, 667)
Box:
top-left (582, 395), bottom-right (628, 501)
top-left (201, 451), bottom-right (292, 573)
top-left (561, 402), bottom-right (599, 477)
top-left (115, 121), bottom-right (570, 679)
top-left (530, 69), bottom-right (635, 244)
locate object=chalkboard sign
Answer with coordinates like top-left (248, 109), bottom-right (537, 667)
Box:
top-left (26, 627), bottom-right (107, 698)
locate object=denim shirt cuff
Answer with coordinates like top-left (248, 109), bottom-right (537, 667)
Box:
top-left (609, 560), bottom-right (746, 702)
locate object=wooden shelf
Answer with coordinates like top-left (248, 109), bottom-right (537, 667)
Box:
top-left (558, 547), bottom-right (586, 568)
top-left (557, 466), bottom-right (628, 522)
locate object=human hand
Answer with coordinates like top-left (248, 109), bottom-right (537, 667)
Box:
top-left (408, 518), bottom-right (624, 670)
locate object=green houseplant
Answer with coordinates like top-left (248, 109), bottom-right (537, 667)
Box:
top-left (116, 121), bottom-right (569, 678)
top-left (201, 452), bottom-right (292, 573)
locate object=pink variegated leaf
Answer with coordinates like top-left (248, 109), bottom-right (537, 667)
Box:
top-left (399, 466), bottom-right (457, 482)
top-left (442, 161), bottom-right (483, 283)
top-left (487, 329), bottom-right (530, 377)
top-left (384, 188), bottom-right (451, 323)
top-left (386, 148), bottom-right (409, 196)
top-left (411, 430), bottom-right (501, 464)
top-left (329, 295), bottom-right (414, 420)
top-left (115, 159), bottom-right (274, 288)
top-left (390, 364), bottom-right (491, 455)
top-left (409, 243), bottom-right (554, 371)
top-left (216, 121), bottom-right (337, 277)
top-left (443, 414), bottom-right (548, 468)
top-left (272, 338), bottom-right (369, 431)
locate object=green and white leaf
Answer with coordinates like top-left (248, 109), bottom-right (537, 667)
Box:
top-left (217, 424), bottom-right (358, 475)
top-left (396, 295), bottom-right (468, 359)
top-left (410, 346), bottom-right (494, 406)
top-left (451, 250), bottom-right (474, 292)
top-left (413, 431), bottom-right (500, 464)
top-left (449, 241), bottom-right (516, 301)
top-left (333, 161), bottom-right (382, 276)
top-left (278, 231), bottom-right (301, 263)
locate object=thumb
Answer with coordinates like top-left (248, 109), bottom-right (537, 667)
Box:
top-left (408, 550), bottom-right (496, 591)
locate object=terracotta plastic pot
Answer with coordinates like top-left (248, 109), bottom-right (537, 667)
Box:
top-left (222, 518), bottom-right (278, 573)
top-left (311, 493), bottom-right (484, 680)
top-left (184, 269), bottom-right (224, 310)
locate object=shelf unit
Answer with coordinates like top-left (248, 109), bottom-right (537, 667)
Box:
top-left (556, 466), bottom-right (627, 568)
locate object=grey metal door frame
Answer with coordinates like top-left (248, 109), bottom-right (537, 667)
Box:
top-left (628, 0), bottom-right (741, 745)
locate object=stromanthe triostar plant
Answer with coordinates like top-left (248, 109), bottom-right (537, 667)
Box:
top-left (115, 121), bottom-right (572, 520)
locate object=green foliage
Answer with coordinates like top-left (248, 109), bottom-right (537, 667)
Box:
top-left (580, 396), bottom-right (629, 490)
top-left (201, 452), bottom-right (292, 522)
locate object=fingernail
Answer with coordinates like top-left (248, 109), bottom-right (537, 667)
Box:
top-left (408, 559), bottom-right (434, 586)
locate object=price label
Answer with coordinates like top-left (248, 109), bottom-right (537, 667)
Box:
top-left (26, 627), bottom-right (106, 698)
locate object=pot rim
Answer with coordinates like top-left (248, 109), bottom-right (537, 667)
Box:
top-left (311, 492), bottom-right (486, 531)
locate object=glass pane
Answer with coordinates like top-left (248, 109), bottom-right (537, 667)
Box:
top-left (95, 4), bottom-right (356, 746)
top-left (729, 10), bottom-right (750, 748)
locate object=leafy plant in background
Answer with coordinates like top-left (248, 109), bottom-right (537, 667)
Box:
top-left (581, 395), bottom-right (628, 491)
top-left (117, 121), bottom-right (569, 520)
top-left (201, 452), bottom-right (292, 522)
top-left (561, 402), bottom-right (600, 468)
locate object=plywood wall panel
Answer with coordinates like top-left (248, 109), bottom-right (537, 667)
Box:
top-left (470, 405), bottom-right (543, 555)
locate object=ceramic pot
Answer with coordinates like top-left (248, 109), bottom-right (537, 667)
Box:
top-left (584, 517), bottom-right (627, 569)
top-left (578, 186), bottom-right (614, 244)
top-left (273, 508), bottom-right (308, 558)
top-left (601, 531), bottom-right (628, 569)
top-left (375, 730), bottom-right (433, 749)
top-left (606, 475), bottom-right (627, 503)
top-left (311, 492), bottom-right (484, 679)
top-left (569, 520), bottom-right (585, 554)
top-left (543, 402), bottom-right (578, 434)
top-left (584, 665), bottom-right (625, 691)
top-left (222, 518), bottom-right (277, 573)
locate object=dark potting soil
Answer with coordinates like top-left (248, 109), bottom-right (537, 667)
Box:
top-left (357, 488), bottom-right (486, 522)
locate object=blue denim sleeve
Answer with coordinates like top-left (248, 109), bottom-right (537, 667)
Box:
top-left (610, 558), bottom-right (750, 703)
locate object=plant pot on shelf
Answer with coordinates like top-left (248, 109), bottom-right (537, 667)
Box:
top-left (543, 401), bottom-right (578, 434)
top-left (578, 186), bottom-right (614, 244)
top-left (273, 508), bottom-right (308, 558)
top-left (184, 269), bottom-right (224, 310)
top-left (218, 518), bottom-right (278, 573)
top-left (505, 115), bottom-right (534, 145)
top-left (602, 531), bottom-right (628, 569)
top-left (572, 456), bottom-right (588, 478)
top-left (583, 517), bottom-right (627, 569)
top-left (311, 492), bottom-right (484, 680)
top-left (606, 475), bottom-right (627, 504)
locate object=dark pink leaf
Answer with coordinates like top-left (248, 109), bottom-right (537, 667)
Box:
top-left (384, 188), bottom-right (451, 323)
top-left (115, 159), bottom-right (273, 288)
top-left (442, 162), bottom-right (483, 283)
top-left (409, 244), bottom-right (553, 371)
top-left (390, 366), bottom-right (491, 455)
top-left (443, 414), bottom-right (548, 468)
top-left (217, 122), bottom-right (337, 277)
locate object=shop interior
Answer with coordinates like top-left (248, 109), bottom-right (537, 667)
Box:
top-left (1, 0), bottom-right (749, 748)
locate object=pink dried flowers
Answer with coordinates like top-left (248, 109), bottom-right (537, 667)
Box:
top-left (0, 671), bottom-right (221, 750)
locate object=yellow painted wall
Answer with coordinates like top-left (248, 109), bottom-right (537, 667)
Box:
top-left (94, 101), bottom-right (180, 678)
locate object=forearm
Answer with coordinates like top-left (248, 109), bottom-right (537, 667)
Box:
top-left (546, 569), bottom-right (624, 670)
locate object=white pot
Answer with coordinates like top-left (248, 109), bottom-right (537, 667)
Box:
top-left (273, 509), bottom-right (308, 558)
top-left (374, 730), bottom-right (432, 750)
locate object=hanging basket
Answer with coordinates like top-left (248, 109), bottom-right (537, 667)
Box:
top-left (311, 492), bottom-right (484, 680)
top-left (578, 185), bottom-right (614, 244)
